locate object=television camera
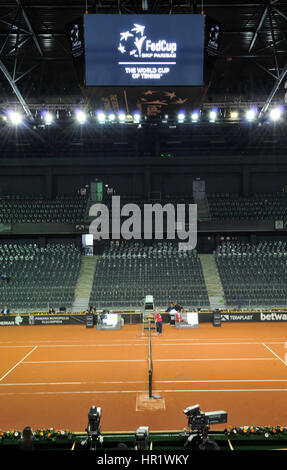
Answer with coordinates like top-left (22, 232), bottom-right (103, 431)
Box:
top-left (85, 406), bottom-right (103, 450)
top-left (183, 404), bottom-right (227, 450)
top-left (135, 426), bottom-right (150, 450)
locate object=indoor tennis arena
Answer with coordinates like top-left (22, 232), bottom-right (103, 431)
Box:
top-left (1, 0), bottom-right (287, 453)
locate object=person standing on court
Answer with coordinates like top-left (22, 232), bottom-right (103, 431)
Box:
top-left (155, 308), bottom-right (163, 335)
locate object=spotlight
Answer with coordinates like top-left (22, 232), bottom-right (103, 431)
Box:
top-left (245, 108), bottom-right (257, 122)
top-left (118, 112), bottom-right (126, 123)
top-left (177, 112), bottom-right (185, 123)
top-left (96, 111), bottom-right (106, 124)
top-left (108, 112), bottom-right (116, 122)
top-left (42, 111), bottom-right (53, 126)
top-left (209, 109), bottom-right (217, 122)
top-left (269, 107), bottom-right (283, 122)
top-left (230, 111), bottom-right (239, 120)
top-left (191, 111), bottom-right (200, 122)
top-left (7, 110), bottom-right (23, 126)
top-left (75, 109), bottom-right (87, 125)
top-left (133, 112), bottom-right (141, 123)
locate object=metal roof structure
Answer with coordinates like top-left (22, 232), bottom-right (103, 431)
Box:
top-left (0, 1), bottom-right (286, 118)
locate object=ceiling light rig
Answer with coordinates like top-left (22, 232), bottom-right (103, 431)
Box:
top-left (6, 110), bottom-right (23, 126)
top-left (0, 103), bottom-right (285, 129)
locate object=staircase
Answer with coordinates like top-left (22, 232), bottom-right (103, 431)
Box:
top-left (199, 253), bottom-right (225, 309)
top-left (72, 256), bottom-right (98, 312)
top-left (195, 198), bottom-right (211, 222)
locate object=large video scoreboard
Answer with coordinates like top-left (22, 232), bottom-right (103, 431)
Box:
top-left (83, 14), bottom-right (206, 87)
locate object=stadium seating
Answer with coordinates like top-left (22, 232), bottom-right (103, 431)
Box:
top-left (103, 195), bottom-right (194, 210)
top-left (0, 195), bottom-right (88, 224)
top-left (0, 241), bottom-right (81, 311)
top-left (89, 240), bottom-right (209, 309)
top-left (216, 240), bottom-right (287, 308)
top-left (208, 192), bottom-right (287, 221)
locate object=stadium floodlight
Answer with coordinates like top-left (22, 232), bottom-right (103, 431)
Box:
top-left (177, 112), bottom-right (185, 123)
top-left (245, 108), bottom-right (257, 122)
top-left (7, 110), bottom-right (23, 126)
top-left (133, 112), bottom-right (141, 123)
top-left (208, 109), bottom-right (217, 122)
top-left (118, 112), bottom-right (126, 123)
top-left (96, 111), bottom-right (106, 124)
top-left (108, 112), bottom-right (116, 122)
top-left (191, 111), bottom-right (200, 122)
top-left (269, 107), bottom-right (283, 122)
top-left (230, 111), bottom-right (239, 120)
top-left (75, 109), bottom-right (87, 125)
top-left (42, 110), bottom-right (53, 126)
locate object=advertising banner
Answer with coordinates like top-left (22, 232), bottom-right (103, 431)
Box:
top-left (66, 16), bottom-right (85, 85)
top-left (1, 311), bottom-right (287, 326)
top-left (220, 312), bottom-right (287, 322)
top-left (0, 315), bottom-right (86, 326)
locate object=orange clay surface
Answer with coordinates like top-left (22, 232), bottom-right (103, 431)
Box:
top-left (0, 322), bottom-right (287, 433)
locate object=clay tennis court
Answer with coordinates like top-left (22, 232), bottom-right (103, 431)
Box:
top-left (0, 322), bottom-right (287, 433)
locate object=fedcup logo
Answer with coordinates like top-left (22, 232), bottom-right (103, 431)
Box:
top-left (89, 196), bottom-right (197, 251)
top-left (118, 23), bottom-right (177, 59)
top-left (118, 23), bottom-right (177, 80)
top-left (118, 25), bottom-right (146, 57)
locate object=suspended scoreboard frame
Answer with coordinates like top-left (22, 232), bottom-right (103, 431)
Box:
top-left (66, 14), bottom-right (223, 90)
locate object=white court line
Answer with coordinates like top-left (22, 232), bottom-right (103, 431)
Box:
top-left (0, 381), bottom-right (144, 386)
top-left (155, 358), bottom-right (275, 362)
top-left (155, 388), bottom-right (287, 393)
top-left (22, 357), bottom-right (276, 365)
top-left (263, 343), bottom-right (287, 366)
top-left (0, 341), bottom-right (286, 348)
top-left (0, 382), bottom-right (85, 386)
top-left (156, 378), bottom-right (287, 383)
top-left (153, 342), bottom-right (285, 347)
top-left (2, 378), bottom-right (287, 387)
top-left (18, 343), bottom-right (147, 348)
top-left (1, 388), bottom-right (287, 397)
top-left (0, 346), bottom-right (38, 382)
top-left (0, 346), bottom-right (40, 349)
top-left (23, 359), bottom-right (146, 364)
top-left (0, 343), bottom-right (147, 348)
top-left (143, 337), bottom-right (287, 343)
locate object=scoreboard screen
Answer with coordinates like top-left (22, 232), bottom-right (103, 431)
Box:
top-left (84, 14), bottom-right (205, 86)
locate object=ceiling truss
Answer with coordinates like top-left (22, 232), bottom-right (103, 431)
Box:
top-left (0, 1), bottom-right (286, 119)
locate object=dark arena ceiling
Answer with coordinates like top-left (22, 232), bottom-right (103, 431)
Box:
top-left (0, 1), bottom-right (286, 106)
